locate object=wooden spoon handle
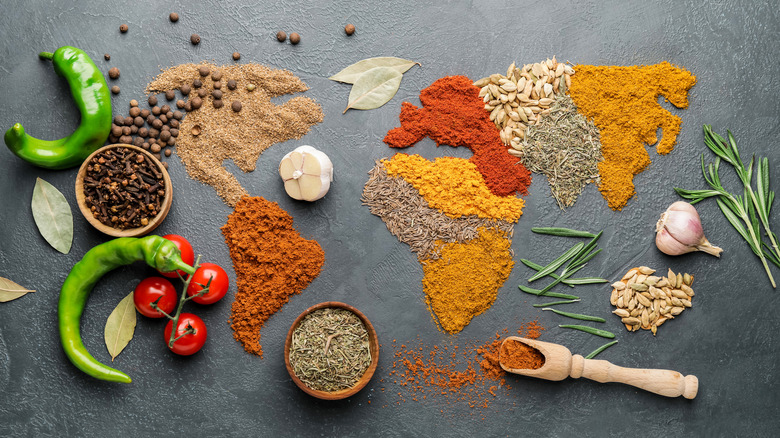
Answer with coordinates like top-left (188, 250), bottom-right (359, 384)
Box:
top-left (570, 355), bottom-right (698, 399)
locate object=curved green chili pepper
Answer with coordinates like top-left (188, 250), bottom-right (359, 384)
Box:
top-left (59, 236), bottom-right (196, 383)
top-left (5, 46), bottom-right (111, 169)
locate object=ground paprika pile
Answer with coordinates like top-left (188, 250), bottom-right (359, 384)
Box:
top-left (384, 75), bottom-right (532, 197)
top-left (221, 196), bottom-right (325, 357)
top-left (385, 320), bottom-right (544, 411)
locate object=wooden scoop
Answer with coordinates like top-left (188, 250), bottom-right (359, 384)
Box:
top-left (499, 337), bottom-right (698, 399)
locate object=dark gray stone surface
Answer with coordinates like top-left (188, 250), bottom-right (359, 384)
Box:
top-left (1, 0), bottom-right (779, 436)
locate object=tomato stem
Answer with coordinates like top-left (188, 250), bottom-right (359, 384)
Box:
top-left (168, 255), bottom-right (205, 348)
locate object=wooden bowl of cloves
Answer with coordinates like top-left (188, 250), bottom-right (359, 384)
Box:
top-left (75, 144), bottom-right (172, 237)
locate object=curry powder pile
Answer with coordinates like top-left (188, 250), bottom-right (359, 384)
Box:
top-left (568, 62), bottom-right (696, 211)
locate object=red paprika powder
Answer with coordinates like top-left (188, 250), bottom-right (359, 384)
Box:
top-left (384, 75), bottom-right (532, 197)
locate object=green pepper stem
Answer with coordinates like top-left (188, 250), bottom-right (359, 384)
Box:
top-left (38, 51), bottom-right (54, 60)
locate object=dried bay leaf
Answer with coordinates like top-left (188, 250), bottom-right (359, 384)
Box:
top-left (329, 57), bottom-right (419, 84)
top-left (344, 66), bottom-right (403, 113)
top-left (0, 277), bottom-right (35, 302)
top-left (104, 292), bottom-right (137, 361)
top-left (31, 178), bottom-right (73, 254)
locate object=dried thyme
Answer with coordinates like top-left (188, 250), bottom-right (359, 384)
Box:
top-left (518, 95), bottom-right (602, 209)
top-left (289, 308), bottom-right (371, 392)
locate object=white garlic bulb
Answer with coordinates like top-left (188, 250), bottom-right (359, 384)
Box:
top-left (279, 145), bottom-right (334, 201)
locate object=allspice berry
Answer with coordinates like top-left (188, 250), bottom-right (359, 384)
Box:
top-left (104, 53), bottom-right (111, 61)
top-left (108, 67), bottom-right (120, 79)
top-left (345, 24), bottom-right (356, 35)
top-left (111, 85), bottom-right (120, 94)
top-left (191, 34), bottom-right (201, 45)
top-left (119, 24), bottom-right (128, 33)
top-left (198, 65), bottom-right (210, 77)
top-left (169, 13), bottom-right (179, 22)
top-left (212, 99), bottom-right (224, 109)
top-left (289, 33), bottom-right (301, 44)
top-left (276, 31), bottom-right (287, 42)
top-left (232, 52), bottom-right (241, 60)
top-left (231, 101), bottom-right (242, 112)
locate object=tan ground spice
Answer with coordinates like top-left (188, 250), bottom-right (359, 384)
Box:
top-left (147, 62), bottom-right (324, 206)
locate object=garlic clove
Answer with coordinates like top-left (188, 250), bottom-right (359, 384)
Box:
top-left (279, 145), bottom-right (333, 202)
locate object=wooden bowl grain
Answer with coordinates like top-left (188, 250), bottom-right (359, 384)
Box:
top-left (284, 302), bottom-right (379, 400)
top-left (75, 144), bottom-right (172, 237)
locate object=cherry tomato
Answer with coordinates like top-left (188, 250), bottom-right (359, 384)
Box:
top-left (186, 263), bottom-right (229, 305)
top-left (163, 313), bottom-right (207, 355)
top-left (158, 234), bottom-right (194, 278)
top-left (133, 277), bottom-right (178, 318)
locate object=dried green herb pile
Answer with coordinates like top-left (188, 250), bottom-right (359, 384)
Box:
top-left (518, 95), bottom-right (602, 209)
top-left (289, 308), bottom-right (371, 392)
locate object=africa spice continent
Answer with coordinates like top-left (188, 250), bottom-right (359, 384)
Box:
top-left (362, 76), bottom-right (530, 333)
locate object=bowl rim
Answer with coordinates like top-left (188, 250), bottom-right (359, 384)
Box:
top-left (284, 301), bottom-right (379, 400)
top-left (75, 144), bottom-right (172, 237)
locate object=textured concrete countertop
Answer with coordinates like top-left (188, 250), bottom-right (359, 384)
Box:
top-left (1, 0), bottom-right (778, 436)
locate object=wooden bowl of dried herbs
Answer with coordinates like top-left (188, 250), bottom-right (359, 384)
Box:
top-left (284, 302), bottom-right (379, 400)
top-left (75, 144), bottom-right (172, 237)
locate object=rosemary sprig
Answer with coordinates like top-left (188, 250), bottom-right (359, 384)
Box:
top-left (703, 126), bottom-right (780, 260)
top-left (675, 126), bottom-right (777, 288)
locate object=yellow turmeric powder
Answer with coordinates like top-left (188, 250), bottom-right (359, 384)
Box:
top-left (421, 227), bottom-right (514, 333)
top-left (383, 153), bottom-right (524, 222)
top-left (569, 62), bottom-right (696, 211)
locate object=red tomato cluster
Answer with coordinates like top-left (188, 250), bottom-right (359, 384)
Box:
top-left (132, 234), bottom-right (230, 356)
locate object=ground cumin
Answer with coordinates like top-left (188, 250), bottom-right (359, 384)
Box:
top-left (221, 196), bottom-right (325, 357)
top-left (386, 320), bottom-right (544, 411)
top-left (384, 75), bottom-right (532, 197)
top-left (147, 62), bottom-right (323, 206)
top-left (568, 62), bottom-right (696, 211)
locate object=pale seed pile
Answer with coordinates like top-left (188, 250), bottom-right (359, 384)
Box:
top-left (474, 57), bottom-right (575, 149)
top-left (610, 266), bottom-right (695, 336)
top-left (361, 161), bottom-right (514, 260)
top-left (146, 62), bottom-right (324, 206)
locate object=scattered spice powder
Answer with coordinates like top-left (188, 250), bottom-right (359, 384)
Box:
top-left (520, 94), bottom-right (603, 209)
top-left (568, 62), bottom-right (696, 211)
top-left (361, 160), bottom-right (514, 260)
top-left (422, 228), bottom-right (514, 334)
top-left (382, 154), bottom-right (524, 222)
top-left (147, 62), bottom-right (324, 206)
top-left (386, 321), bottom-right (544, 410)
top-left (499, 339), bottom-right (545, 370)
top-left (221, 196), bottom-right (325, 357)
top-left (384, 75), bottom-right (532, 197)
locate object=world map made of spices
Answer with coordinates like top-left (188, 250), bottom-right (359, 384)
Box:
top-left (363, 63), bottom-right (695, 334)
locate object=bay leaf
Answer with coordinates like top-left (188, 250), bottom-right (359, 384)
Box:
top-left (0, 276), bottom-right (35, 302)
top-left (31, 178), bottom-right (73, 254)
top-left (329, 57), bottom-right (419, 84)
top-left (104, 292), bottom-right (137, 362)
top-left (344, 67), bottom-right (403, 113)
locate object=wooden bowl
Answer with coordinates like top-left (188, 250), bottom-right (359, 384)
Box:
top-left (75, 144), bottom-right (172, 237)
top-left (284, 302), bottom-right (379, 400)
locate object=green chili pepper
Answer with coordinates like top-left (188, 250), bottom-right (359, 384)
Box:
top-left (59, 236), bottom-right (196, 383)
top-left (5, 46), bottom-right (111, 169)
